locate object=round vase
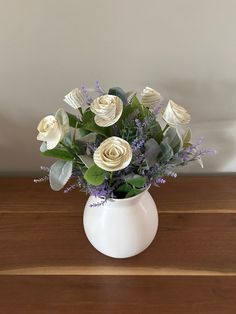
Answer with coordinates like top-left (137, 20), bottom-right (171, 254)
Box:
top-left (83, 189), bottom-right (158, 258)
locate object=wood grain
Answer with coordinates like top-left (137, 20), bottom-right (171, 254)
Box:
top-left (0, 177), bottom-right (236, 313)
top-left (1, 176), bottom-right (236, 213)
top-left (0, 212), bottom-right (236, 274)
top-left (0, 276), bottom-right (236, 314)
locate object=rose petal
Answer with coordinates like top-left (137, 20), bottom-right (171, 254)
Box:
top-left (93, 137), bottom-right (132, 172)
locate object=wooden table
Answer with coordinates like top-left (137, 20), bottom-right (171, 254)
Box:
top-left (0, 176), bottom-right (236, 313)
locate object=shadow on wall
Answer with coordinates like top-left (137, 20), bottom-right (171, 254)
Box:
top-left (0, 113), bottom-right (51, 176)
top-left (181, 119), bottom-right (236, 173)
top-left (159, 79), bottom-right (236, 123)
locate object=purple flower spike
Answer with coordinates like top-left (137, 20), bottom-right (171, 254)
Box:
top-left (131, 138), bottom-right (145, 151)
top-left (95, 80), bottom-right (106, 95)
top-left (64, 182), bottom-right (80, 193)
top-left (156, 178), bottom-right (166, 185)
top-left (34, 175), bottom-right (49, 183)
top-left (81, 86), bottom-right (93, 104)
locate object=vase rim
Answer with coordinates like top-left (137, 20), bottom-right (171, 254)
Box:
top-left (107, 185), bottom-right (151, 202)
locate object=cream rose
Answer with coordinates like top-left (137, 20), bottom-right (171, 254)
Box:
top-left (64, 88), bottom-right (85, 109)
top-left (37, 108), bottom-right (69, 150)
top-left (163, 100), bottom-right (191, 126)
top-left (141, 87), bottom-right (161, 108)
top-left (90, 95), bottom-right (123, 127)
top-left (93, 137), bottom-right (132, 172)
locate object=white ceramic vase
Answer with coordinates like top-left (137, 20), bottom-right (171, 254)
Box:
top-left (83, 189), bottom-right (158, 258)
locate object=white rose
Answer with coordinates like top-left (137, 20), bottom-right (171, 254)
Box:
top-left (64, 88), bottom-right (85, 109)
top-left (163, 100), bottom-right (191, 126)
top-left (37, 108), bottom-right (69, 150)
top-left (141, 87), bottom-right (161, 108)
top-left (90, 95), bottom-right (123, 127)
top-left (93, 137), bottom-right (132, 172)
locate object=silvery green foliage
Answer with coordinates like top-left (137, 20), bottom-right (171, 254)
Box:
top-left (40, 142), bottom-right (47, 152)
top-left (55, 108), bottom-right (69, 130)
top-left (165, 128), bottom-right (181, 153)
top-left (79, 132), bottom-right (97, 143)
top-left (78, 155), bottom-right (94, 168)
top-left (49, 160), bottom-right (73, 191)
top-left (160, 138), bottom-right (174, 162)
top-left (145, 138), bottom-right (161, 167)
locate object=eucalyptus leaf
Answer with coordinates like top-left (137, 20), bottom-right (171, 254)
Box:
top-left (160, 138), bottom-right (174, 162)
top-left (145, 138), bottom-right (161, 167)
top-left (78, 132), bottom-right (96, 143)
top-left (126, 188), bottom-right (139, 198)
top-left (165, 128), bottom-right (181, 153)
top-left (108, 87), bottom-right (127, 104)
top-left (64, 133), bottom-right (72, 147)
top-left (49, 160), bottom-right (73, 191)
top-left (84, 164), bottom-right (105, 186)
top-left (78, 155), bottom-right (94, 168)
top-left (116, 183), bottom-right (132, 194)
top-left (40, 142), bottom-right (47, 152)
top-left (149, 119), bottom-right (163, 143)
top-left (55, 108), bottom-right (69, 128)
top-left (126, 175), bottom-right (146, 188)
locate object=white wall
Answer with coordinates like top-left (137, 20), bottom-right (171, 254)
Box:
top-left (0, 0), bottom-right (235, 175)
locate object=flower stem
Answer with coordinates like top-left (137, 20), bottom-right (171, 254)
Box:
top-left (73, 121), bottom-right (79, 142)
top-left (109, 172), bottom-right (113, 186)
top-left (162, 124), bottom-right (169, 133)
top-left (78, 107), bottom-right (83, 117)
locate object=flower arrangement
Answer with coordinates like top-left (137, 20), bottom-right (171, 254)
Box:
top-left (35, 82), bottom-right (212, 205)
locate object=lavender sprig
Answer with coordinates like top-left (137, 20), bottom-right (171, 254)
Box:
top-left (81, 86), bottom-right (93, 104)
top-left (64, 182), bottom-right (81, 193)
top-left (34, 175), bottom-right (49, 183)
top-left (95, 80), bottom-right (106, 96)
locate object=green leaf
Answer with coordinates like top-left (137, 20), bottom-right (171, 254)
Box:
top-left (149, 119), bottom-right (163, 143)
top-left (126, 175), bottom-right (146, 188)
top-left (41, 148), bottom-right (74, 161)
top-left (131, 96), bottom-right (144, 113)
top-left (145, 138), bottom-right (161, 167)
top-left (82, 110), bottom-right (110, 137)
top-left (116, 97), bottom-right (143, 130)
top-left (126, 188), bottom-right (139, 198)
top-left (117, 103), bottom-right (135, 127)
top-left (131, 96), bottom-right (151, 118)
top-left (116, 183), bottom-right (132, 194)
top-left (79, 128), bottom-right (91, 137)
top-left (84, 164), bottom-right (105, 186)
top-left (49, 160), bottom-right (73, 191)
top-left (67, 112), bottom-right (81, 128)
top-left (108, 87), bottom-right (127, 104)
